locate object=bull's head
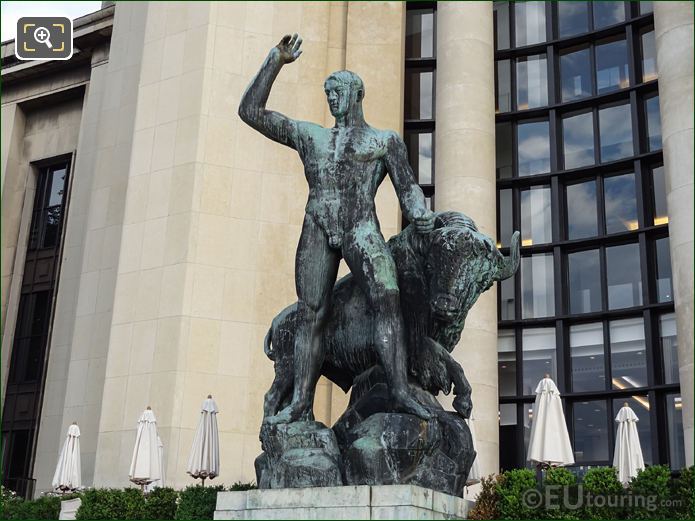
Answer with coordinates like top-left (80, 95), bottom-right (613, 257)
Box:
top-left (424, 213), bottom-right (520, 322)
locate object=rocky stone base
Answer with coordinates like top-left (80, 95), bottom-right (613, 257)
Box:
top-left (214, 484), bottom-right (472, 520)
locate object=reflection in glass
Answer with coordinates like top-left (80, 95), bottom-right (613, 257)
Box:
top-left (596, 39), bottom-right (629, 94)
top-left (641, 29), bottom-right (657, 82)
top-left (656, 237), bottom-right (673, 302)
top-left (593, 2), bottom-right (625, 29)
top-left (639, 2), bottom-right (653, 14)
top-left (563, 112), bottom-right (595, 169)
top-left (516, 54), bottom-right (547, 110)
top-left (646, 96), bottom-right (662, 151)
top-left (522, 328), bottom-right (556, 396)
top-left (600, 103), bottom-right (633, 161)
top-left (517, 121), bottom-right (550, 176)
top-left (569, 249), bottom-right (601, 314)
top-left (520, 185), bottom-right (551, 246)
top-left (573, 400), bottom-right (609, 462)
top-left (604, 173), bottom-right (638, 233)
top-left (405, 70), bottom-right (433, 120)
top-left (496, 123), bottom-right (513, 178)
top-left (613, 396), bottom-right (652, 464)
top-left (500, 403), bottom-right (517, 426)
top-left (652, 166), bottom-right (668, 225)
top-left (405, 132), bottom-right (433, 185)
top-left (660, 313), bottom-right (679, 384)
top-left (606, 243), bottom-right (643, 309)
top-left (500, 276), bottom-right (515, 321)
top-left (499, 330), bottom-right (516, 396)
top-left (499, 188), bottom-right (513, 247)
top-left (571, 322), bottom-right (605, 392)
top-left (521, 254), bottom-right (555, 319)
top-left (500, 402), bottom-right (518, 471)
top-left (567, 180), bottom-right (598, 240)
top-left (494, 2), bottom-right (510, 51)
top-left (667, 394), bottom-right (685, 469)
top-left (48, 168), bottom-right (66, 207)
top-left (561, 47), bottom-right (592, 101)
top-left (42, 206), bottom-right (63, 249)
top-left (496, 60), bottom-right (512, 113)
top-left (515, 1), bottom-right (546, 47)
top-left (558, 1), bottom-right (589, 37)
top-left (405, 10), bottom-right (434, 59)
top-left (610, 318), bottom-right (647, 390)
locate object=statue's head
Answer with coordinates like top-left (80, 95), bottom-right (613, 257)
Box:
top-left (324, 70), bottom-right (364, 118)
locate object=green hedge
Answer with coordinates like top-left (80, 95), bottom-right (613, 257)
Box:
top-left (1, 495), bottom-right (61, 520)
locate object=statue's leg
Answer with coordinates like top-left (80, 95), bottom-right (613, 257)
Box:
top-left (343, 225), bottom-right (431, 420)
top-left (265, 215), bottom-right (340, 425)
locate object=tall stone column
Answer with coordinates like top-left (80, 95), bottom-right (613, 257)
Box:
top-left (434, 2), bottom-right (498, 477)
top-left (654, 1), bottom-right (694, 467)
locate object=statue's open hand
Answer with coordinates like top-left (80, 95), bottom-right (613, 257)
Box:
top-left (275, 33), bottom-right (303, 64)
top-left (412, 208), bottom-right (435, 234)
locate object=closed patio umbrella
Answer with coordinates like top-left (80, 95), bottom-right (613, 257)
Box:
top-left (129, 406), bottom-right (162, 491)
top-left (52, 423), bottom-right (81, 492)
top-left (613, 403), bottom-right (644, 486)
top-left (527, 375), bottom-right (574, 467)
top-left (187, 395), bottom-right (220, 485)
top-left (144, 436), bottom-right (165, 493)
top-left (465, 415), bottom-right (480, 485)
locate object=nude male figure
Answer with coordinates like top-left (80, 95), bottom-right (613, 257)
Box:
top-left (239, 34), bottom-right (434, 424)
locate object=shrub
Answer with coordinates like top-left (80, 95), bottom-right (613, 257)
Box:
top-left (468, 475), bottom-right (500, 520)
top-left (495, 468), bottom-right (538, 519)
top-left (541, 467), bottom-right (580, 520)
top-left (76, 488), bottom-right (145, 520)
top-left (581, 466), bottom-right (624, 520)
top-left (175, 485), bottom-right (224, 520)
top-left (627, 465), bottom-right (671, 520)
top-left (1, 495), bottom-right (61, 520)
top-left (544, 467), bottom-right (577, 487)
top-left (144, 487), bottom-right (179, 520)
top-left (669, 466), bottom-right (695, 520)
top-left (228, 481), bottom-right (257, 491)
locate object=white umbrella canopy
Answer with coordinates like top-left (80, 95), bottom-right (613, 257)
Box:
top-left (144, 436), bottom-right (165, 493)
top-left (129, 407), bottom-right (163, 489)
top-left (187, 395), bottom-right (220, 485)
top-left (526, 376), bottom-right (575, 466)
top-left (465, 416), bottom-right (481, 485)
top-left (613, 403), bottom-right (645, 486)
top-left (52, 423), bottom-right (81, 492)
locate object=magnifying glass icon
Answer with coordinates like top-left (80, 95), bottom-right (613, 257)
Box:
top-left (34, 26), bottom-right (53, 49)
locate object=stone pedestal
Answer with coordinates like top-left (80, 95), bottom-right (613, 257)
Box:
top-left (214, 484), bottom-right (471, 520)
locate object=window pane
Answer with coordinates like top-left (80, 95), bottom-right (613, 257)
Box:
top-left (567, 180), bottom-right (598, 240)
top-left (405, 132), bottom-right (433, 185)
top-left (517, 121), bottom-right (550, 176)
top-left (667, 394), bottom-right (685, 469)
top-left (604, 173), bottom-right (638, 234)
top-left (660, 313), bottom-right (679, 384)
top-left (516, 54), bottom-right (547, 110)
top-left (656, 237), bottom-right (673, 302)
top-left (496, 60), bottom-right (512, 113)
top-left (520, 185), bottom-right (551, 246)
top-left (42, 206), bottom-right (63, 249)
top-left (573, 400), bottom-right (609, 462)
top-left (569, 249), bottom-right (601, 314)
top-left (496, 122), bottom-right (513, 179)
top-left (639, 2), bottom-right (653, 14)
top-left (563, 112), bottom-right (595, 169)
top-left (606, 243), bottom-right (643, 309)
top-left (500, 276), bottom-right (515, 320)
top-left (405, 10), bottom-right (434, 59)
top-left (561, 47), bottom-right (592, 101)
top-left (499, 188), bottom-right (513, 248)
top-left (596, 39), bottom-right (630, 94)
top-left (494, 2), bottom-right (511, 51)
top-left (593, 2), bottom-right (626, 29)
top-left (405, 70), bottom-right (433, 120)
top-left (641, 29), bottom-right (657, 82)
top-left (571, 322), bottom-right (605, 392)
top-left (651, 166), bottom-right (668, 225)
top-left (522, 328), bottom-right (556, 396)
top-left (613, 397), bottom-right (652, 464)
top-left (610, 317), bottom-right (647, 389)
top-left (521, 254), bottom-right (555, 318)
top-left (558, 1), bottom-right (589, 37)
top-left (515, 1), bottom-right (546, 47)
top-left (646, 96), bottom-right (662, 151)
top-left (599, 103), bottom-right (633, 161)
top-left (48, 167), bottom-right (66, 207)
top-left (499, 330), bottom-right (516, 396)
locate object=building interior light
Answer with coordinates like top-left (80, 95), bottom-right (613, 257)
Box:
top-left (654, 215), bottom-right (669, 225)
top-left (522, 238), bottom-right (533, 246)
top-left (622, 219), bottom-right (640, 231)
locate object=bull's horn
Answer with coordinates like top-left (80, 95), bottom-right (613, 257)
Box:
top-left (494, 231), bottom-right (520, 281)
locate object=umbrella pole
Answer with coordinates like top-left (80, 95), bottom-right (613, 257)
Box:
top-left (202, 476), bottom-right (205, 487)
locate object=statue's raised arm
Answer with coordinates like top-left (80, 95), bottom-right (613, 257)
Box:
top-left (238, 34), bottom-right (303, 149)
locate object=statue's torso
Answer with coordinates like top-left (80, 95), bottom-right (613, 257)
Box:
top-left (297, 124), bottom-right (390, 243)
